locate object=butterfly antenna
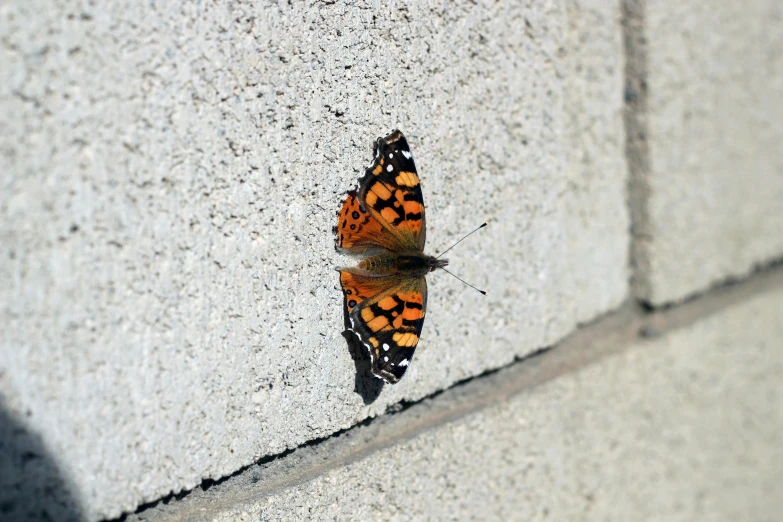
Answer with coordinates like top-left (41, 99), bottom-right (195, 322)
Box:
top-left (435, 223), bottom-right (488, 296)
top-left (435, 222), bottom-right (487, 260)
top-left (440, 267), bottom-right (487, 296)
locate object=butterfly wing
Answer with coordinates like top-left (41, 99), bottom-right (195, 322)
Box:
top-left (357, 130), bottom-right (426, 252)
top-left (335, 189), bottom-right (404, 254)
top-left (340, 270), bottom-right (427, 384)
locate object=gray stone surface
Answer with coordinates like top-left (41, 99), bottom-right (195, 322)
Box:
top-left (563, 0), bottom-right (628, 323)
top-left (182, 282), bottom-right (782, 521)
top-left (0, 1), bottom-right (626, 519)
top-left (628, 0), bottom-right (783, 305)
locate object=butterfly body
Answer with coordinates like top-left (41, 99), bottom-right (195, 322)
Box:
top-left (358, 252), bottom-right (447, 276)
top-left (335, 130), bottom-right (441, 384)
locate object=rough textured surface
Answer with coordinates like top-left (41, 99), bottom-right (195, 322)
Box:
top-left (189, 284), bottom-right (783, 522)
top-left (628, 0), bottom-right (783, 305)
top-left (563, 0), bottom-right (627, 323)
top-left (0, 1), bottom-right (626, 519)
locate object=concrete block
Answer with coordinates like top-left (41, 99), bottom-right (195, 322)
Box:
top-left (628, 1), bottom-right (783, 305)
top-left (0, 1), bottom-right (626, 518)
top-left (166, 284), bottom-right (783, 521)
top-left (563, 0), bottom-right (628, 322)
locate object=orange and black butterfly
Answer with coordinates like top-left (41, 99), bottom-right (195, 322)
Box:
top-left (335, 130), bottom-right (447, 384)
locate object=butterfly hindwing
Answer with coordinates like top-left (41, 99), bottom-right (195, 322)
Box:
top-left (339, 269), bottom-right (396, 313)
top-left (358, 130), bottom-right (426, 252)
top-left (339, 270), bottom-right (427, 384)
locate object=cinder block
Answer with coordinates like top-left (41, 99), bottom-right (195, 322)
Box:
top-left (564, 0), bottom-right (628, 322)
top-left (628, 1), bottom-right (783, 305)
top-left (0, 1), bottom-right (626, 519)
top-left (185, 286), bottom-right (783, 521)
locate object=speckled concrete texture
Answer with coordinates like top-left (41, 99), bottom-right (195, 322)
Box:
top-left (0, 1), bottom-right (627, 519)
top-left (627, 0), bottom-right (783, 305)
top-left (563, 0), bottom-right (627, 323)
top-left (194, 284), bottom-right (783, 522)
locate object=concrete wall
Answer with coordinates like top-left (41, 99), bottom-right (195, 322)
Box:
top-left (1, 1), bottom-right (780, 521)
top-left (129, 275), bottom-right (783, 521)
top-left (627, 0), bottom-right (783, 305)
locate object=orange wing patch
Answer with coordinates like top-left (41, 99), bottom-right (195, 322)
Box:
top-left (335, 190), bottom-right (400, 253)
top-left (339, 270), bottom-right (395, 313)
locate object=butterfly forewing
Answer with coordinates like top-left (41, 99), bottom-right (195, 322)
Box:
top-left (357, 130), bottom-right (426, 251)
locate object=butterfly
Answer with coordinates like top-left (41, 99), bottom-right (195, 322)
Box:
top-left (335, 130), bottom-right (447, 384)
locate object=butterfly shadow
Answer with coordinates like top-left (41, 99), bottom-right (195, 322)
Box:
top-left (0, 397), bottom-right (84, 521)
top-left (342, 306), bottom-right (385, 404)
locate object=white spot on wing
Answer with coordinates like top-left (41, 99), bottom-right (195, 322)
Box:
top-left (398, 359), bottom-right (409, 367)
top-left (386, 164), bottom-right (393, 172)
top-left (388, 153), bottom-right (393, 158)
top-left (402, 150), bottom-right (411, 159)
top-left (382, 343), bottom-right (390, 351)
top-left (384, 356), bottom-right (389, 362)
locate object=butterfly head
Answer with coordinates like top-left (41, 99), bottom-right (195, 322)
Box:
top-left (428, 256), bottom-right (449, 272)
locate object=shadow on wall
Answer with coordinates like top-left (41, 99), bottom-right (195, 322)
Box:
top-left (343, 330), bottom-right (384, 404)
top-left (0, 399), bottom-right (84, 522)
